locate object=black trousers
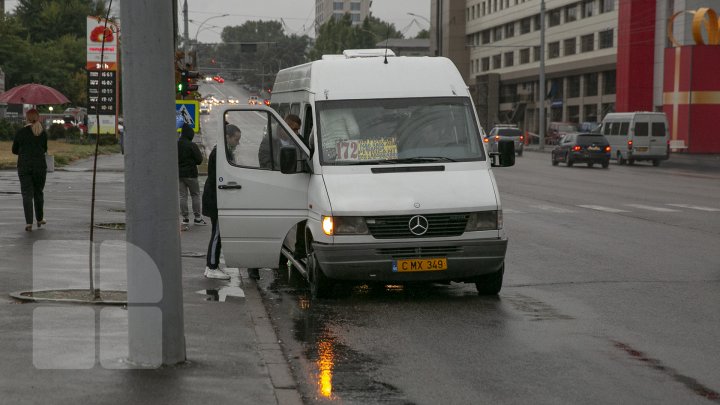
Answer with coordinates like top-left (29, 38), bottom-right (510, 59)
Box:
top-left (206, 216), bottom-right (222, 270)
top-left (18, 167), bottom-right (46, 225)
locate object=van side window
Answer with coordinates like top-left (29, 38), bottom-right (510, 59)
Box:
top-left (610, 122), bottom-right (620, 136)
top-left (634, 122), bottom-right (649, 136)
top-left (652, 122), bottom-right (665, 137)
top-left (619, 122), bottom-right (629, 136)
top-left (603, 123), bottom-right (611, 136)
top-left (224, 110), bottom-right (300, 171)
top-left (290, 103), bottom-right (300, 116)
top-left (278, 104), bottom-right (290, 118)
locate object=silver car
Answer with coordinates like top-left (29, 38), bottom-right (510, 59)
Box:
top-left (486, 125), bottom-right (525, 156)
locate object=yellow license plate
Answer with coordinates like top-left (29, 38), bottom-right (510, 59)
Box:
top-left (393, 258), bottom-right (447, 272)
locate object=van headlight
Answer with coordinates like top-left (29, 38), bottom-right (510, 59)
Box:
top-left (322, 216), bottom-right (369, 235)
top-left (465, 210), bottom-right (502, 231)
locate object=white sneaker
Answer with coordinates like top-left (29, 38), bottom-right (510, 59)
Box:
top-left (204, 267), bottom-right (230, 280)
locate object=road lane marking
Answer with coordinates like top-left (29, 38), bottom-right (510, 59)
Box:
top-left (531, 205), bottom-right (575, 213)
top-left (667, 204), bottom-right (720, 212)
top-left (577, 205), bottom-right (630, 213)
top-left (625, 204), bottom-right (680, 212)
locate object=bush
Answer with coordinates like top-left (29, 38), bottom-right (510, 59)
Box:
top-left (64, 127), bottom-right (84, 144)
top-left (47, 124), bottom-right (66, 140)
top-left (0, 120), bottom-right (22, 141)
top-left (87, 133), bottom-right (118, 146)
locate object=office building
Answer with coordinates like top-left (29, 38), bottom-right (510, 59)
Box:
top-left (315, 0), bottom-right (371, 34)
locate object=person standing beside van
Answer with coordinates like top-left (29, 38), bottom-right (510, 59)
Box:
top-left (178, 123), bottom-right (206, 227)
top-left (12, 108), bottom-right (48, 232)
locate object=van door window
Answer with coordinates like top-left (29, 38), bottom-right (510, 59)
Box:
top-left (290, 103), bottom-right (300, 116)
top-left (634, 122), bottom-right (649, 136)
top-left (619, 122), bottom-right (629, 136)
top-left (603, 123), bottom-right (611, 135)
top-left (302, 105), bottom-right (314, 148)
top-left (651, 122), bottom-right (665, 137)
top-left (224, 110), bottom-right (301, 171)
top-left (610, 122), bottom-right (620, 136)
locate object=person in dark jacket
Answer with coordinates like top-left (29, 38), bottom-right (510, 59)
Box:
top-left (177, 123), bottom-right (206, 227)
top-left (202, 124), bottom-right (242, 280)
top-left (12, 109), bottom-right (48, 232)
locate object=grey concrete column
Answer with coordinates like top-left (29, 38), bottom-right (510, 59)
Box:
top-left (120, 0), bottom-right (186, 366)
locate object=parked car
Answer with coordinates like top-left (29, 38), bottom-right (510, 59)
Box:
top-left (551, 133), bottom-right (611, 168)
top-left (486, 125), bottom-right (525, 156)
top-left (547, 122), bottom-right (578, 145)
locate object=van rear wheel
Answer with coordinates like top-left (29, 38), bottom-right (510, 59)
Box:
top-left (475, 263), bottom-right (504, 295)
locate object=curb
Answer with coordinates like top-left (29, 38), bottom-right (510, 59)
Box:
top-left (9, 289), bottom-right (127, 305)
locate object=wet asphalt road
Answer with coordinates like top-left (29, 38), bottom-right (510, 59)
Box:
top-left (250, 150), bottom-right (720, 405)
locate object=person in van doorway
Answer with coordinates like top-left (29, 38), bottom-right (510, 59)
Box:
top-left (202, 124), bottom-right (242, 280)
top-left (12, 109), bottom-right (48, 232)
top-left (178, 123), bottom-right (206, 227)
top-left (258, 114), bottom-right (301, 169)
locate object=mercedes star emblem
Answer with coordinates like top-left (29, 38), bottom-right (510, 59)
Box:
top-left (408, 215), bottom-right (429, 236)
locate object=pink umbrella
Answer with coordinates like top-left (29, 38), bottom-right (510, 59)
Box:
top-left (0, 83), bottom-right (71, 105)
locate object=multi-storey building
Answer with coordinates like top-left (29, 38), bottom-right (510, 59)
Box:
top-left (466, 0), bottom-right (618, 132)
top-left (315, 0), bottom-right (371, 34)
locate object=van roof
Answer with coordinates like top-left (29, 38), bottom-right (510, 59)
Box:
top-left (273, 56), bottom-right (468, 100)
top-left (603, 112), bottom-right (667, 119)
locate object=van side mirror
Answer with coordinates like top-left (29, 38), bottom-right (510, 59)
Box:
top-left (490, 139), bottom-right (515, 167)
top-left (280, 146), bottom-right (298, 174)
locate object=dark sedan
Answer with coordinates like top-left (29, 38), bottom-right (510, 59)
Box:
top-left (551, 133), bottom-right (611, 168)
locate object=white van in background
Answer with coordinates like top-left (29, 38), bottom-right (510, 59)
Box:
top-left (600, 112), bottom-right (670, 166)
top-left (214, 50), bottom-right (516, 299)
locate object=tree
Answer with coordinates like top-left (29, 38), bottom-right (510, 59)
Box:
top-left (15, 0), bottom-right (107, 43)
top-left (416, 29), bottom-right (430, 39)
top-left (308, 14), bottom-right (403, 61)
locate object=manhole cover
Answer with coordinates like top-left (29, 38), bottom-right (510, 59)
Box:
top-left (10, 289), bottom-right (127, 305)
top-left (94, 222), bottom-right (126, 230)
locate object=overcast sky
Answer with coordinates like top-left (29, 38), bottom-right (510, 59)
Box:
top-left (4, 0), bottom-right (431, 42)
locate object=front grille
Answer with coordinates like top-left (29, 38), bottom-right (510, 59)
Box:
top-left (376, 246), bottom-right (463, 259)
top-left (366, 213), bottom-right (469, 239)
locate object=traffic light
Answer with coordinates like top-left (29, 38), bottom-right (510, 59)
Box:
top-left (178, 69), bottom-right (200, 96)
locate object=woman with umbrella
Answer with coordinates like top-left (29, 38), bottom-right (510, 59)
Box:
top-left (12, 109), bottom-right (48, 231)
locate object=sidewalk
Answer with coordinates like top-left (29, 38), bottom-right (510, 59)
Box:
top-left (0, 154), bottom-right (301, 405)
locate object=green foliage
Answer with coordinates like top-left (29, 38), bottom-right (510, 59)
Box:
top-left (308, 15), bottom-right (403, 61)
top-left (0, 120), bottom-right (23, 141)
top-left (1, 1), bottom-right (109, 105)
top-left (416, 29), bottom-right (430, 39)
top-left (47, 123), bottom-right (66, 140)
top-left (203, 20), bottom-right (309, 90)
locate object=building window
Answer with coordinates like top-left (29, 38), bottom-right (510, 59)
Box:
top-left (505, 22), bottom-right (515, 38)
top-left (599, 29), bottom-right (613, 48)
top-left (567, 106), bottom-right (580, 123)
top-left (603, 70), bottom-right (616, 94)
top-left (482, 30), bottom-right (491, 44)
top-left (584, 104), bottom-right (598, 122)
top-left (533, 14), bottom-right (541, 30)
top-left (482, 57), bottom-right (490, 71)
top-left (482, 2), bottom-right (486, 15)
top-left (494, 0), bottom-right (497, 12)
top-left (584, 73), bottom-right (598, 96)
top-left (548, 9), bottom-right (561, 27)
top-left (333, 2), bottom-right (344, 11)
top-left (581, 33), bottom-right (594, 52)
top-left (505, 51), bottom-right (514, 67)
top-left (520, 17), bottom-right (531, 34)
top-left (350, 2), bottom-right (361, 11)
top-left (548, 41), bottom-right (560, 58)
top-left (564, 38), bottom-right (576, 56)
top-left (350, 13), bottom-right (360, 22)
top-left (568, 75), bottom-right (581, 98)
top-left (520, 48), bottom-right (530, 64)
top-left (565, 4), bottom-right (578, 22)
top-left (582, 0), bottom-right (594, 18)
top-left (333, 12), bottom-right (343, 21)
top-left (533, 45), bottom-right (540, 61)
top-left (600, 0), bottom-right (614, 13)
top-left (493, 54), bottom-right (502, 69)
top-left (493, 26), bottom-right (503, 41)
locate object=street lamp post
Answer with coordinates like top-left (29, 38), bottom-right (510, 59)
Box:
top-left (193, 14), bottom-right (229, 46)
top-left (407, 12), bottom-right (431, 26)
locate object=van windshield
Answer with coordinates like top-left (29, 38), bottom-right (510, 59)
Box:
top-left (316, 97), bottom-right (486, 165)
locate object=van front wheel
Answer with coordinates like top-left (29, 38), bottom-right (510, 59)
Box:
top-left (475, 263), bottom-right (504, 295)
top-left (306, 241), bottom-right (332, 299)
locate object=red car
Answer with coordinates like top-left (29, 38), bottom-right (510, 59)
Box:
top-left (212, 76), bottom-right (225, 83)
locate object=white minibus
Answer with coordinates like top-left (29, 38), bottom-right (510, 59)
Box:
top-left (600, 112), bottom-right (670, 166)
